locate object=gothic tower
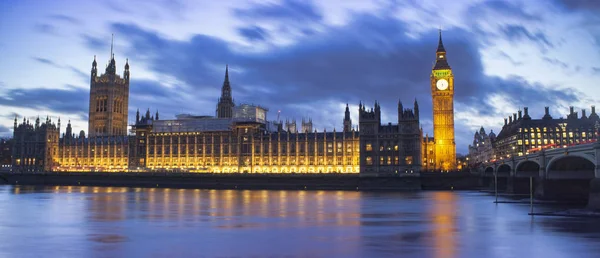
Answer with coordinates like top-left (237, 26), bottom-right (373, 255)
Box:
top-left (88, 35), bottom-right (130, 137)
top-left (216, 65), bottom-right (235, 118)
top-left (343, 103), bottom-right (352, 132)
top-left (430, 30), bottom-right (456, 170)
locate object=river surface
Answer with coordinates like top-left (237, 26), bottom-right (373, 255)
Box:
top-left (0, 185), bottom-right (599, 258)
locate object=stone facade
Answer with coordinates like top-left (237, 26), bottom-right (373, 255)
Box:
top-left (467, 127), bottom-right (496, 167)
top-left (358, 101), bottom-right (422, 176)
top-left (88, 53), bottom-right (130, 137)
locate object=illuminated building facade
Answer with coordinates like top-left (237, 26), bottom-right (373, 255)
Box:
top-left (429, 30), bottom-right (457, 171)
top-left (494, 106), bottom-right (600, 159)
top-left (11, 35), bottom-right (460, 175)
top-left (467, 127), bottom-right (496, 166)
top-left (358, 100), bottom-right (422, 175)
top-left (88, 40), bottom-right (130, 137)
top-left (421, 135), bottom-right (435, 171)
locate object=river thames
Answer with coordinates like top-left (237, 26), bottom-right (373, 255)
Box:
top-left (0, 185), bottom-right (599, 258)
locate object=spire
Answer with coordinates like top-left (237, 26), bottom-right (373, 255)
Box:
top-left (433, 29), bottom-right (450, 70)
top-left (437, 29), bottom-right (446, 53)
top-left (110, 33), bottom-right (114, 60)
top-left (92, 55), bottom-right (97, 67)
top-left (125, 58), bottom-right (129, 69)
top-left (414, 98), bottom-right (419, 119)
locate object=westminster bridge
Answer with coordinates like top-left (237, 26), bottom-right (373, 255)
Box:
top-left (475, 142), bottom-right (600, 209)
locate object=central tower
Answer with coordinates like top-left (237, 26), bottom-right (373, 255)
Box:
top-left (88, 35), bottom-right (130, 137)
top-left (430, 30), bottom-right (456, 170)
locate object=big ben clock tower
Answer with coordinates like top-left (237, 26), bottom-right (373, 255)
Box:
top-left (430, 30), bottom-right (456, 171)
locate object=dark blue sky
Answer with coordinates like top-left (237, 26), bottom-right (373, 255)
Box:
top-left (0, 0), bottom-right (599, 154)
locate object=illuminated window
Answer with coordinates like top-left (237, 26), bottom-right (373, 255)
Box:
top-left (394, 157), bottom-right (399, 165)
top-left (387, 156), bottom-right (391, 165)
top-left (366, 157), bottom-right (373, 165)
top-left (405, 156), bottom-right (413, 165)
top-left (394, 145), bottom-right (398, 151)
top-left (366, 143), bottom-right (372, 151)
top-left (379, 157), bottom-right (384, 165)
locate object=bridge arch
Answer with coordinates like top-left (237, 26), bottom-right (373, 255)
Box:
top-left (546, 155), bottom-right (595, 180)
top-left (497, 164), bottom-right (511, 175)
top-left (484, 166), bottom-right (494, 177)
top-left (515, 160), bottom-right (540, 178)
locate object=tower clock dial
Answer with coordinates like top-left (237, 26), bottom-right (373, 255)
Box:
top-left (436, 79), bottom-right (448, 91)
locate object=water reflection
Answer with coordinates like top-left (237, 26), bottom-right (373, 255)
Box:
top-left (2, 185), bottom-right (600, 257)
top-left (430, 192), bottom-right (457, 258)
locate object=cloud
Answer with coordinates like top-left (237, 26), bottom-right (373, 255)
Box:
top-left (478, 1), bottom-right (541, 21)
top-left (33, 57), bottom-right (60, 67)
top-left (33, 57), bottom-right (89, 81)
top-left (554, 0), bottom-right (600, 12)
top-left (0, 85), bottom-right (88, 119)
top-left (0, 124), bottom-right (9, 133)
top-left (542, 57), bottom-right (569, 69)
top-left (48, 14), bottom-right (80, 24)
top-left (500, 25), bottom-right (554, 49)
top-left (233, 0), bottom-right (323, 23)
top-left (33, 23), bottom-right (56, 35)
top-left (238, 26), bottom-right (270, 41)
top-left (81, 34), bottom-right (109, 51)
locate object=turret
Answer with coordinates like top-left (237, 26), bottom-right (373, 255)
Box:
top-left (155, 110), bottom-right (159, 120)
top-left (398, 99), bottom-right (403, 120)
top-left (65, 120), bottom-right (72, 139)
top-left (124, 58), bottom-right (130, 81)
top-left (13, 116), bottom-right (17, 130)
top-left (105, 34), bottom-right (116, 75)
top-left (590, 106), bottom-right (599, 120)
top-left (35, 116), bottom-right (40, 129)
top-left (542, 107), bottom-right (552, 120)
top-left (136, 109), bottom-right (140, 123)
top-left (343, 103), bottom-right (352, 132)
top-left (145, 108), bottom-right (151, 120)
top-left (523, 107), bottom-right (531, 120)
top-left (91, 55), bottom-right (97, 79)
top-left (518, 110), bottom-right (522, 120)
top-left (582, 109), bottom-right (587, 119)
top-left (414, 98), bottom-right (419, 119)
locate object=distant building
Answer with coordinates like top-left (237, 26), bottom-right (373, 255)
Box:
top-left (494, 106), bottom-right (600, 159)
top-left (467, 127), bottom-right (496, 166)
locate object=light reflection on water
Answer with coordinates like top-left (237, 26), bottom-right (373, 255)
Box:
top-left (0, 185), bottom-right (600, 258)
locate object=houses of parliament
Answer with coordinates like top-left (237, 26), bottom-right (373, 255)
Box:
top-left (11, 32), bottom-right (457, 175)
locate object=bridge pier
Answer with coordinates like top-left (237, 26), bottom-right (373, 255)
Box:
top-left (534, 177), bottom-right (547, 199)
top-left (587, 178), bottom-right (600, 210)
top-left (506, 176), bottom-right (514, 193)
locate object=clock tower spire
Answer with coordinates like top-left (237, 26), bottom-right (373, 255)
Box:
top-left (430, 30), bottom-right (456, 171)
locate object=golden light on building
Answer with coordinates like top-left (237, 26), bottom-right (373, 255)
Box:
top-left (427, 30), bottom-right (457, 171)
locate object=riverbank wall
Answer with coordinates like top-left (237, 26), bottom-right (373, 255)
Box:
top-left (0, 172), bottom-right (481, 191)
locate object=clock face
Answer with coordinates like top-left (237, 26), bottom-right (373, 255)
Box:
top-left (436, 79), bottom-right (449, 91)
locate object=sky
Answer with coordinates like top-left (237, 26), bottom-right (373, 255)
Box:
top-left (0, 0), bottom-right (599, 154)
